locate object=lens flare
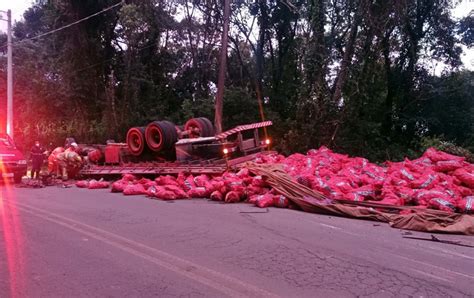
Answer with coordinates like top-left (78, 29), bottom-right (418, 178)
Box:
top-left (0, 176), bottom-right (25, 298)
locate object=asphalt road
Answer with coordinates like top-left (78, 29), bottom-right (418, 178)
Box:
top-left (0, 185), bottom-right (473, 298)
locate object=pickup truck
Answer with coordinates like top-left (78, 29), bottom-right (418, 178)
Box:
top-left (0, 134), bottom-right (27, 183)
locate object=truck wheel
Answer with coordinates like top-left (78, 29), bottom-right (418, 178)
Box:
top-left (185, 118), bottom-right (213, 138)
top-left (14, 174), bottom-right (23, 184)
top-left (127, 127), bottom-right (146, 156)
top-left (146, 121), bottom-right (177, 152)
top-left (198, 117), bottom-right (215, 136)
top-left (161, 121), bottom-right (178, 148)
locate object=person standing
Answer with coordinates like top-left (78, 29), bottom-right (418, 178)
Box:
top-left (30, 141), bottom-right (46, 179)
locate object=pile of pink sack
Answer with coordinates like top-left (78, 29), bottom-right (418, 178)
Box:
top-left (259, 146), bottom-right (473, 214)
top-left (105, 171), bottom-right (290, 208)
top-left (77, 146), bottom-right (473, 214)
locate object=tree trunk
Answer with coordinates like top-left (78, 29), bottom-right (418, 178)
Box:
top-left (381, 33), bottom-right (394, 135)
top-left (331, 7), bottom-right (361, 104)
top-left (255, 0), bottom-right (268, 126)
top-left (214, 0), bottom-right (231, 133)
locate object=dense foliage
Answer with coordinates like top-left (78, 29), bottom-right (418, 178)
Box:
top-left (0, 0), bottom-right (472, 161)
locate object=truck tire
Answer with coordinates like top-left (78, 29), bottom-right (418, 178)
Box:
top-left (145, 121), bottom-right (165, 152)
top-left (146, 121), bottom-right (178, 152)
top-left (127, 127), bottom-right (147, 156)
top-left (198, 117), bottom-right (215, 136)
top-left (161, 121), bottom-right (178, 148)
top-left (185, 118), bottom-right (213, 138)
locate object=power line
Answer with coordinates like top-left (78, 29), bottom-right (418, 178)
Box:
top-left (0, 1), bottom-right (123, 49)
top-left (70, 43), bottom-right (157, 75)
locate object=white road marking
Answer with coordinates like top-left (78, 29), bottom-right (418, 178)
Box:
top-left (305, 216), bottom-right (474, 261)
top-left (419, 245), bottom-right (474, 261)
top-left (304, 218), bottom-right (361, 236)
top-left (409, 268), bottom-right (453, 283)
top-left (386, 252), bottom-right (474, 280)
top-left (318, 223), bottom-right (342, 230)
top-left (304, 216), bottom-right (474, 280)
top-left (6, 199), bottom-right (277, 298)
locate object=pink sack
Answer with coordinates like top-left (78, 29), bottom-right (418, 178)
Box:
top-left (154, 187), bottom-right (178, 200)
top-left (209, 179), bottom-right (226, 194)
top-left (187, 187), bottom-right (209, 198)
top-left (428, 197), bottom-right (456, 213)
top-left (246, 185), bottom-right (268, 196)
top-left (434, 160), bottom-right (464, 172)
top-left (155, 175), bottom-right (179, 187)
top-left (225, 179), bottom-right (246, 193)
top-left (416, 189), bottom-right (450, 203)
top-left (423, 147), bottom-right (464, 163)
top-left (146, 185), bottom-right (160, 197)
top-left (398, 168), bottom-right (417, 182)
top-left (137, 178), bottom-right (152, 185)
top-left (351, 185), bottom-right (376, 199)
top-left (210, 191), bottom-right (223, 201)
top-left (236, 168), bottom-right (250, 178)
top-left (328, 191), bottom-right (345, 201)
top-left (111, 180), bottom-right (128, 193)
top-left (457, 196), bottom-right (473, 214)
top-left (122, 174), bottom-right (137, 182)
top-left (76, 180), bottom-right (89, 188)
top-left (182, 175), bottom-right (196, 191)
top-left (273, 195), bottom-right (289, 208)
top-left (256, 195), bottom-right (274, 208)
top-left (378, 197), bottom-right (404, 206)
top-left (379, 189), bottom-right (405, 206)
top-left (344, 192), bottom-right (365, 202)
top-left (310, 177), bottom-right (333, 196)
top-left (194, 174), bottom-right (211, 187)
top-left (137, 178), bottom-right (155, 190)
top-left (328, 177), bottom-right (354, 193)
top-left (248, 193), bottom-right (272, 204)
top-left (88, 180), bottom-right (110, 189)
top-left (393, 187), bottom-right (416, 204)
top-left (251, 176), bottom-right (266, 187)
top-left (123, 184), bottom-right (147, 195)
top-left (225, 191), bottom-right (241, 203)
top-left (176, 172), bottom-right (186, 186)
top-left (410, 173), bottom-right (439, 189)
top-left (163, 185), bottom-right (188, 199)
top-left (453, 168), bottom-right (474, 188)
top-left (455, 185), bottom-right (473, 197)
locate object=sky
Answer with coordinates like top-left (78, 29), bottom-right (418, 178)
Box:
top-left (0, 0), bottom-right (473, 71)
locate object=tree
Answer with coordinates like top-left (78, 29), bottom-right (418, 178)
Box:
top-left (0, 0), bottom-right (470, 161)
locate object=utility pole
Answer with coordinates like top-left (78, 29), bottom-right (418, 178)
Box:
top-left (6, 9), bottom-right (13, 139)
top-left (1, 9), bottom-right (13, 137)
top-left (214, 0), bottom-right (230, 134)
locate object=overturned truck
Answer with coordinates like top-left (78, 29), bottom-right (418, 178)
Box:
top-left (79, 118), bottom-right (273, 178)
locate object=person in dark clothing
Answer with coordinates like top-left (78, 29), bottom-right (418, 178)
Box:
top-left (30, 141), bottom-right (46, 179)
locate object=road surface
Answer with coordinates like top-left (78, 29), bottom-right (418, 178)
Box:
top-left (0, 185), bottom-right (473, 297)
